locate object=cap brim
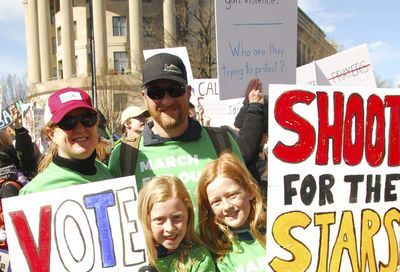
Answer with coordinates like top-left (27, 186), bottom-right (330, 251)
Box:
top-left (143, 75), bottom-right (187, 86)
top-left (52, 104), bottom-right (96, 123)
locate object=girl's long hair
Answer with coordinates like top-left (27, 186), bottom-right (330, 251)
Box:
top-left (197, 152), bottom-right (266, 259)
top-left (137, 176), bottom-right (202, 271)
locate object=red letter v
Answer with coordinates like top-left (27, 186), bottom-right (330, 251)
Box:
top-left (10, 206), bottom-right (52, 272)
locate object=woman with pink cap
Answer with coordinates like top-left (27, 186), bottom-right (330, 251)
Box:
top-left (19, 87), bottom-right (113, 194)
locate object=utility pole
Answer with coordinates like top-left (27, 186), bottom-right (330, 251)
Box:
top-left (88, 0), bottom-right (97, 108)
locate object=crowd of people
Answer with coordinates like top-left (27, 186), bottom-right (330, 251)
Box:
top-left (0, 53), bottom-right (268, 271)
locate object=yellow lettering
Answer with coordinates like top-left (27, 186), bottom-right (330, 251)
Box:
top-left (314, 212), bottom-right (335, 272)
top-left (379, 208), bottom-right (400, 272)
top-left (269, 211), bottom-right (312, 271)
top-left (360, 209), bottom-right (380, 272)
top-left (329, 211), bottom-right (359, 272)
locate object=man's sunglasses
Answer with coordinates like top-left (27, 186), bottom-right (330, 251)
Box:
top-left (56, 112), bottom-right (98, 130)
top-left (144, 84), bottom-right (186, 100)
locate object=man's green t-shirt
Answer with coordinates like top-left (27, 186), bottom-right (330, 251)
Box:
top-left (108, 127), bottom-right (243, 213)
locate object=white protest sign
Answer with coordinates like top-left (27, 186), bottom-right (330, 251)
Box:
top-left (0, 249), bottom-right (10, 272)
top-left (296, 61), bottom-right (317, 86)
top-left (215, 0), bottom-right (297, 100)
top-left (0, 99), bottom-right (23, 130)
top-left (33, 107), bottom-right (48, 154)
top-left (296, 44), bottom-right (376, 87)
top-left (3, 176), bottom-right (148, 271)
top-left (143, 47), bottom-right (194, 83)
top-left (21, 103), bottom-right (35, 142)
top-left (266, 84), bottom-right (400, 271)
top-left (190, 78), bottom-right (244, 127)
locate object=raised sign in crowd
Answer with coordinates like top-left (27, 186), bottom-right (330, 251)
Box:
top-left (0, 2), bottom-right (399, 272)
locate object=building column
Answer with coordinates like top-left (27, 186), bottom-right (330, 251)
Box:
top-left (60, 0), bottom-right (76, 79)
top-left (163, 0), bottom-right (176, 47)
top-left (24, 0), bottom-right (41, 86)
top-left (129, 0), bottom-right (143, 77)
top-left (93, 0), bottom-right (108, 74)
top-left (38, 0), bottom-right (52, 81)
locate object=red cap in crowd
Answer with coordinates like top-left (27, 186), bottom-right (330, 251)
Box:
top-left (44, 87), bottom-right (96, 124)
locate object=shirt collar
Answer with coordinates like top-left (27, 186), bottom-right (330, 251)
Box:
top-left (142, 118), bottom-right (202, 146)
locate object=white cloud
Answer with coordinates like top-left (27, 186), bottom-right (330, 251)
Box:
top-left (299, 0), bottom-right (353, 37)
top-left (298, 0), bottom-right (323, 14)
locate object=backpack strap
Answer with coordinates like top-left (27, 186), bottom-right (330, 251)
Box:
top-left (205, 126), bottom-right (232, 156)
top-left (120, 135), bottom-right (141, 176)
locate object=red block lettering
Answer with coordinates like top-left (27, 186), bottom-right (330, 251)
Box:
top-left (365, 95), bottom-right (385, 166)
top-left (10, 206), bottom-right (52, 272)
top-left (273, 90), bottom-right (316, 163)
top-left (385, 96), bottom-right (400, 166)
top-left (316, 92), bottom-right (344, 165)
top-left (343, 93), bottom-right (364, 165)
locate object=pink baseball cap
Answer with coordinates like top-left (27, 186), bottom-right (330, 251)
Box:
top-left (44, 87), bottom-right (96, 124)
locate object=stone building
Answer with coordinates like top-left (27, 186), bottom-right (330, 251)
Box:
top-left (23, 0), bottom-right (336, 129)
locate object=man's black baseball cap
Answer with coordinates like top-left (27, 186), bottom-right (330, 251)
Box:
top-left (142, 53), bottom-right (187, 86)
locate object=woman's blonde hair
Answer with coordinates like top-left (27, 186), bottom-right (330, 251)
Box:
top-left (197, 152), bottom-right (266, 259)
top-left (137, 176), bottom-right (202, 271)
top-left (95, 138), bottom-right (112, 164)
top-left (37, 124), bottom-right (58, 172)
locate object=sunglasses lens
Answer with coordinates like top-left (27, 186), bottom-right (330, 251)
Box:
top-left (169, 85), bottom-right (186, 97)
top-left (57, 113), bottom-right (97, 130)
top-left (57, 117), bottom-right (77, 130)
top-left (80, 114), bottom-right (97, 127)
top-left (146, 85), bottom-right (186, 100)
top-left (146, 87), bottom-right (165, 100)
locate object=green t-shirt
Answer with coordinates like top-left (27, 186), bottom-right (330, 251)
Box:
top-left (19, 160), bottom-right (113, 195)
top-left (217, 233), bottom-right (266, 272)
top-left (156, 245), bottom-right (216, 272)
top-left (108, 127), bottom-right (243, 213)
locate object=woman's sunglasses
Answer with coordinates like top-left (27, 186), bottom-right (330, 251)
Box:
top-left (144, 84), bottom-right (186, 100)
top-left (56, 112), bottom-right (98, 131)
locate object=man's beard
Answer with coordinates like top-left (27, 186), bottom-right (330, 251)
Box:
top-left (150, 107), bottom-right (187, 130)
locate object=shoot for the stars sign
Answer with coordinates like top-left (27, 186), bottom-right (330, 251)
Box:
top-left (266, 84), bottom-right (400, 271)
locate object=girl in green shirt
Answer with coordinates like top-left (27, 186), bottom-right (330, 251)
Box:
top-left (197, 152), bottom-right (267, 272)
top-left (137, 176), bottom-right (216, 272)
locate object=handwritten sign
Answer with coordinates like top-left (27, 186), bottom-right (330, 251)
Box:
top-left (296, 44), bottom-right (377, 87)
top-left (0, 249), bottom-right (10, 272)
top-left (215, 0), bottom-right (297, 100)
top-left (266, 84), bottom-right (400, 271)
top-left (3, 176), bottom-right (148, 271)
top-left (0, 99), bottom-right (23, 130)
top-left (190, 78), bottom-right (243, 127)
top-left (21, 103), bottom-right (35, 142)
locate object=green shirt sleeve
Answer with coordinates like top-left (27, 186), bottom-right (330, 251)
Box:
top-left (227, 131), bottom-right (245, 163)
top-left (108, 142), bottom-right (122, 177)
